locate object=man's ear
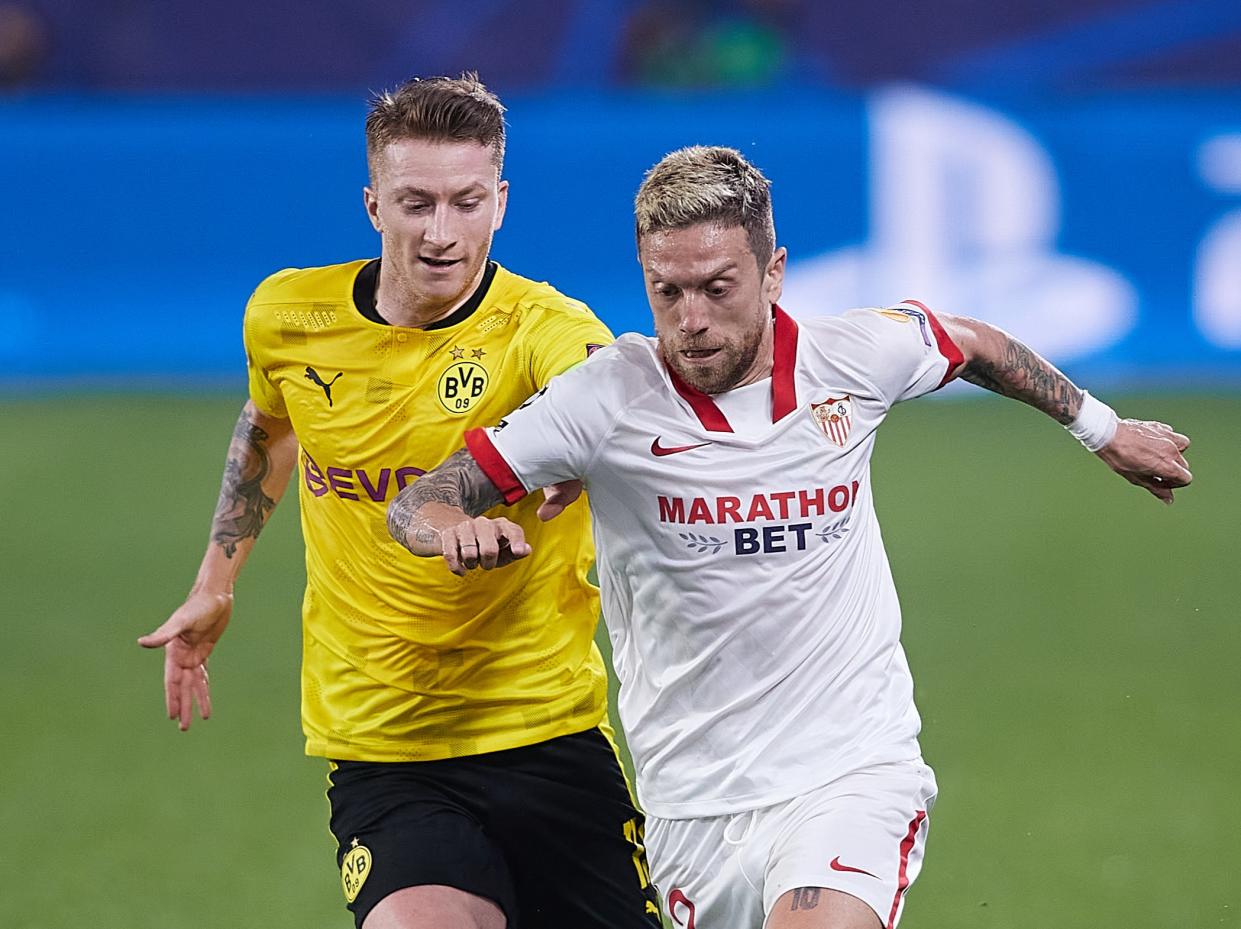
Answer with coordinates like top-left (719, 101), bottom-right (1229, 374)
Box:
top-left (764, 246), bottom-right (787, 305)
top-left (363, 186), bottom-right (382, 233)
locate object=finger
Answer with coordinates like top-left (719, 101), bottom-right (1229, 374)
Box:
top-left (1160, 460), bottom-right (1193, 485)
top-left (459, 540), bottom-right (481, 570)
top-left (139, 618), bottom-right (182, 649)
top-left (473, 519), bottom-right (502, 570)
top-left (1146, 482), bottom-right (1173, 505)
top-left (456, 526), bottom-right (484, 571)
top-left (1140, 474), bottom-right (1175, 505)
top-left (496, 546), bottom-right (533, 568)
top-left (194, 664), bottom-right (212, 721)
top-left (496, 519), bottom-right (531, 558)
top-left (1171, 431), bottom-right (1190, 451)
top-left (164, 653), bottom-right (179, 721)
top-left (441, 527), bottom-right (466, 576)
top-left (442, 523), bottom-right (479, 571)
top-left (178, 668), bottom-right (194, 731)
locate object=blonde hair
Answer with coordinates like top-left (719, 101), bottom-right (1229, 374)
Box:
top-left (634, 145), bottom-right (775, 262)
top-left (365, 72), bottom-right (506, 180)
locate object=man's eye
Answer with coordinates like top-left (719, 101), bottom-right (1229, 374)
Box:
top-left (402, 203), bottom-right (429, 214)
top-left (457, 200), bottom-right (480, 212)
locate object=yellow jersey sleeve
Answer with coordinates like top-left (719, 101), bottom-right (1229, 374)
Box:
top-left (243, 275), bottom-right (291, 419)
top-left (520, 294), bottom-right (616, 387)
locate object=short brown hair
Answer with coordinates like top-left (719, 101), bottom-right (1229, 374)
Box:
top-left (634, 146), bottom-right (775, 264)
top-left (365, 72), bottom-right (506, 180)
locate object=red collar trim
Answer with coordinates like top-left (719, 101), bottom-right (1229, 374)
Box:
top-left (668, 366), bottom-right (735, 432)
top-left (770, 304), bottom-right (799, 421)
top-left (665, 305), bottom-right (800, 433)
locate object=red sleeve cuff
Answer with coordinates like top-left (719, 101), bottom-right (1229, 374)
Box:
top-left (464, 428), bottom-right (528, 504)
top-left (903, 299), bottom-right (965, 388)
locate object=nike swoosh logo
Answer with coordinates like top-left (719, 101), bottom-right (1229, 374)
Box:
top-left (829, 856), bottom-right (877, 878)
top-left (651, 437), bottom-right (712, 457)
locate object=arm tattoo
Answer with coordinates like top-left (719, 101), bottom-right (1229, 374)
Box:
top-left (789, 888), bottom-right (822, 911)
top-left (387, 448), bottom-right (504, 553)
top-left (211, 412), bottom-right (278, 558)
top-left (960, 333), bottom-right (1082, 424)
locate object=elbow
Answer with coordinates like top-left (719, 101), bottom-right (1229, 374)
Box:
top-left (939, 313), bottom-right (1003, 375)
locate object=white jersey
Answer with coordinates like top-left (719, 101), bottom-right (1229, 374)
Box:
top-left (466, 302), bottom-right (963, 819)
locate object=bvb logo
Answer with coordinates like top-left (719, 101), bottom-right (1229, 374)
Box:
top-left (341, 838), bottom-right (372, 903)
top-left (438, 361), bottom-right (490, 415)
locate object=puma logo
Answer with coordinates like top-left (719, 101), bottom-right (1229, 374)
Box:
top-left (305, 366), bottom-right (343, 406)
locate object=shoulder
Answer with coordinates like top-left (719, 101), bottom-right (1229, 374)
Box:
top-left (244, 260), bottom-right (369, 345)
top-left (553, 333), bottom-right (663, 399)
top-left (796, 306), bottom-right (928, 353)
top-left (541, 333), bottom-right (656, 387)
top-left (243, 260), bottom-right (369, 357)
top-left (247, 259), bottom-right (370, 310)
top-left (795, 307), bottom-right (880, 336)
top-left (491, 264), bottom-right (602, 325)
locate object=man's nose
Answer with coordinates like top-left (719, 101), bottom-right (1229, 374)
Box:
top-left (679, 293), bottom-right (710, 334)
top-left (424, 208), bottom-right (457, 248)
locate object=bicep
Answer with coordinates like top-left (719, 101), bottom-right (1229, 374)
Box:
top-left (244, 400), bottom-right (295, 443)
top-left (240, 400), bottom-right (298, 477)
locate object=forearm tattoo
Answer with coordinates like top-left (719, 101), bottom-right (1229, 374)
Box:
top-left (960, 333), bottom-right (1082, 424)
top-left (211, 412), bottom-right (277, 558)
top-left (387, 448), bottom-right (504, 553)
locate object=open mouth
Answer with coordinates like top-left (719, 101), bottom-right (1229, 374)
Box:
top-left (419, 256), bottom-right (461, 269)
top-left (681, 348), bottom-right (721, 361)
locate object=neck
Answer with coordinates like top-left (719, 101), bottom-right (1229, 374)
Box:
top-left (374, 258), bottom-right (487, 329)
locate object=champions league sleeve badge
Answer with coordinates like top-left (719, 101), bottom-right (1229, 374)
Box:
top-left (810, 395), bottom-right (853, 447)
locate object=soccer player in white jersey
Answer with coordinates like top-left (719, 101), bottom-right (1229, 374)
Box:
top-left (386, 146), bottom-right (1193, 929)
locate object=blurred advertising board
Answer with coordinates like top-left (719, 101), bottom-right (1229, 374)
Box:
top-left (2, 88), bottom-right (1239, 384)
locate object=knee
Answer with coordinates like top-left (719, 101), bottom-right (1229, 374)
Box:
top-left (362, 885), bottom-right (506, 929)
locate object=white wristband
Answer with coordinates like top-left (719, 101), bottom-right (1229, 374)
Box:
top-left (1066, 391), bottom-right (1118, 452)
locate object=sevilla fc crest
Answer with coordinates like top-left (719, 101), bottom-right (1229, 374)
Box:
top-left (811, 395), bottom-right (853, 447)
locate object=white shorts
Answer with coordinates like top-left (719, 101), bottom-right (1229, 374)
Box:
top-left (645, 759), bottom-right (936, 929)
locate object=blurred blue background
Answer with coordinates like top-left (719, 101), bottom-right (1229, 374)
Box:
top-left (3, 0), bottom-right (1241, 385)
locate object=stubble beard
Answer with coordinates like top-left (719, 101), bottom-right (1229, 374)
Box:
top-left (383, 228), bottom-right (494, 322)
top-left (659, 315), bottom-right (767, 395)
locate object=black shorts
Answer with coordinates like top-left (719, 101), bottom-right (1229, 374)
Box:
top-left (327, 727), bottom-right (662, 928)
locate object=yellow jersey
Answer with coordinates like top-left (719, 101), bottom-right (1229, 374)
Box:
top-left (243, 258), bottom-right (614, 762)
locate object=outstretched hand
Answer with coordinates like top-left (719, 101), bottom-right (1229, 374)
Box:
top-left (440, 516), bottom-right (532, 576)
top-left (1096, 419), bottom-right (1192, 504)
top-left (137, 590), bottom-right (233, 730)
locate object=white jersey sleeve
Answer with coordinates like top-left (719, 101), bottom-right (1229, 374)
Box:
top-left (829, 300), bottom-right (963, 408)
top-left (463, 339), bottom-right (631, 500)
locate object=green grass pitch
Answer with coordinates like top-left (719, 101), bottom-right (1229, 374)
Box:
top-left (2, 391), bottom-right (1236, 928)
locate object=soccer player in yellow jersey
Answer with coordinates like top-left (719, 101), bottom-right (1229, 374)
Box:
top-left (139, 74), bottom-right (661, 929)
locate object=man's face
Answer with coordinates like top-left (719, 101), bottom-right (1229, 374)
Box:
top-left (364, 138), bottom-right (508, 312)
top-left (640, 222), bottom-right (786, 394)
